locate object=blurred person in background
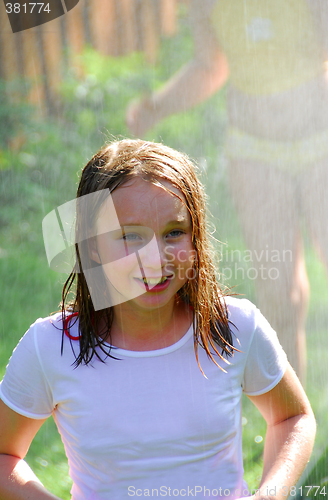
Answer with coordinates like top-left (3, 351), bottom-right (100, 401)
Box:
top-left (127, 0), bottom-right (328, 385)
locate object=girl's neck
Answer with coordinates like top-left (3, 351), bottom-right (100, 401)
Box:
top-left (107, 299), bottom-right (193, 351)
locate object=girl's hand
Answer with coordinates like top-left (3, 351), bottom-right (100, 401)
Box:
top-left (126, 96), bottom-right (158, 138)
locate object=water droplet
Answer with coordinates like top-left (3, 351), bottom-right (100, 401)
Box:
top-left (36, 457), bottom-right (48, 467)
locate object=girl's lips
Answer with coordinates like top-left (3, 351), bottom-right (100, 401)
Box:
top-left (134, 276), bottom-right (173, 292)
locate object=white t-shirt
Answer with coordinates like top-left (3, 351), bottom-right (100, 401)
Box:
top-left (0, 297), bottom-right (287, 500)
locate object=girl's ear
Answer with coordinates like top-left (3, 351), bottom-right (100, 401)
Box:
top-left (88, 236), bottom-right (101, 264)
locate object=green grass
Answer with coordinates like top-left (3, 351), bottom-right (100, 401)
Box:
top-left (1, 16), bottom-right (328, 497)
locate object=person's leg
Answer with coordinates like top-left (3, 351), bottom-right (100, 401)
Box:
top-left (227, 160), bottom-right (309, 384)
top-left (300, 158), bottom-right (328, 265)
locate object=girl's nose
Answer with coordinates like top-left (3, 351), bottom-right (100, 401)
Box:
top-left (137, 234), bottom-right (168, 272)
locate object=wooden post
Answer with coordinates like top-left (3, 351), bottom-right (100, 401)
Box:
top-left (161, 0), bottom-right (177, 37)
top-left (140, 0), bottom-right (158, 63)
top-left (0, 3), bottom-right (19, 80)
top-left (65, 0), bottom-right (85, 55)
top-left (82, 0), bottom-right (92, 46)
top-left (118, 0), bottom-right (137, 55)
top-left (89, 0), bottom-right (117, 56)
top-left (20, 28), bottom-right (45, 111)
top-left (41, 18), bottom-right (64, 95)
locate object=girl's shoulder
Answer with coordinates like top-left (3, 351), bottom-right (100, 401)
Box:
top-left (223, 295), bottom-right (280, 349)
top-left (27, 311), bottom-right (67, 338)
top-left (1, 312), bottom-right (79, 419)
top-left (33, 311), bottom-right (64, 327)
top-left (21, 311), bottom-right (79, 356)
top-left (31, 310), bottom-right (77, 333)
top-left (224, 296), bottom-right (287, 365)
top-left (224, 295), bottom-right (259, 332)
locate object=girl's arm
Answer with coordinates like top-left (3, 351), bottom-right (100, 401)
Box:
top-left (0, 400), bottom-right (61, 500)
top-left (126, 0), bottom-right (229, 137)
top-left (246, 364), bottom-right (316, 500)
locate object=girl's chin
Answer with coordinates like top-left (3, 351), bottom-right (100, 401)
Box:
top-left (116, 288), bottom-right (177, 311)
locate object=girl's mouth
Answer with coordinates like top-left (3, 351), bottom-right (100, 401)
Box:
top-left (134, 276), bottom-right (172, 291)
top-left (143, 276), bottom-right (168, 285)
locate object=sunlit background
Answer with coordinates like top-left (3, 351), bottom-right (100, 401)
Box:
top-left (0, 1), bottom-right (327, 497)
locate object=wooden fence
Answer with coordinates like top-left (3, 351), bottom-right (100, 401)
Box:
top-left (0, 0), bottom-right (187, 113)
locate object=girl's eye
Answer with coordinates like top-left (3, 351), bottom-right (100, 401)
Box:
top-left (122, 233), bottom-right (142, 241)
top-left (167, 230), bottom-right (184, 238)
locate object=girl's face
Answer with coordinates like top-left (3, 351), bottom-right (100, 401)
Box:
top-left (90, 177), bottom-right (195, 313)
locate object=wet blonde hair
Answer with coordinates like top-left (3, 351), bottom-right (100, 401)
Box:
top-left (62, 139), bottom-right (235, 371)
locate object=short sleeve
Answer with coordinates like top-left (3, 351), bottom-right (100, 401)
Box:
top-left (0, 323), bottom-right (54, 419)
top-left (242, 305), bottom-right (288, 396)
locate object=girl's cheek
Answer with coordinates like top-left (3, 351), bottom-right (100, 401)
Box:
top-left (104, 253), bottom-right (141, 280)
top-left (188, 249), bottom-right (197, 264)
top-left (167, 248), bottom-right (196, 266)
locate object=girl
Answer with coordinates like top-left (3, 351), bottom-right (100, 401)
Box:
top-left (0, 139), bottom-right (315, 499)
